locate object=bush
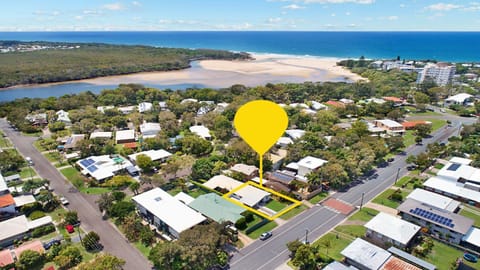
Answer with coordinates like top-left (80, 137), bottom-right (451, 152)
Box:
top-left (103, 175), bottom-right (134, 188)
top-left (390, 192), bottom-right (403, 202)
top-left (112, 191), bottom-right (126, 201)
top-left (241, 211), bottom-right (254, 223)
top-left (20, 202), bottom-right (43, 216)
top-left (29, 210), bottom-right (46, 220)
top-left (235, 217), bottom-right (247, 230)
top-left (31, 224), bottom-right (55, 238)
top-left (82, 231), bottom-right (101, 251)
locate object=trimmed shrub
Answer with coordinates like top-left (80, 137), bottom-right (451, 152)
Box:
top-left (29, 210), bottom-right (46, 220)
top-left (31, 224), bottom-right (55, 238)
top-left (235, 217), bottom-right (247, 230)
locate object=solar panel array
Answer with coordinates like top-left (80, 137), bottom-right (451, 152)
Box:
top-left (87, 165), bottom-right (98, 172)
top-left (409, 208), bottom-right (454, 228)
top-left (79, 158), bottom-right (95, 168)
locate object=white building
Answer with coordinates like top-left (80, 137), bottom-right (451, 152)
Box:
top-left (138, 102), bottom-right (153, 113)
top-left (76, 155), bottom-right (134, 182)
top-left (128, 149), bottom-right (172, 163)
top-left (310, 101), bottom-right (327, 111)
top-left (445, 93), bottom-right (474, 106)
top-left (416, 62), bottom-right (456, 86)
top-left (462, 227), bottom-right (480, 252)
top-left (97, 106), bottom-right (114, 113)
top-left (132, 188), bottom-right (206, 239)
top-left (90, 131), bottom-right (113, 140)
top-left (203, 175), bottom-right (270, 208)
top-left (289, 156), bottom-right (327, 181)
top-left (0, 215), bottom-right (53, 247)
top-left (118, 106), bottom-right (136, 114)
top-left (285, 129), bottom-right (305, 140)
top-left (373, 119), bottom-right (405, 135)
top-left (365, 212), bottom-right (420, 248)
top-left (276, 137), bottom-right (293, 148)
top-left (158, 101), bottom-right (168, 110)
top-left (180, 98), bottom-right (198, 104)
top-left (55, 110), bottom-right (71, 125)
top-left (341, 238), bottom-right (391, 270)
top-left (115, 129), bottom-right (136, 144)
top-left (189, 125), bottom-right (211, 140)
top-left (406, 189), bottom-right (460, 213)
top-left (140, 122), bottom-right (161, 139)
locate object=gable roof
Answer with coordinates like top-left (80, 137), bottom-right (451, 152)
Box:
top-left (365, 212), bottom-right (420, 245)
top-left (189, 193), bottom-right (244, 223)
top-left (341, 238), bottom-right (391, 270)
top-left (0, 194), bottom-right (15, 208)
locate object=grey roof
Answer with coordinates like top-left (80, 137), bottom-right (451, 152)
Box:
top-left (397, 198), bottom-right (474, 235)
top-left (387, 247), bottom-right (436, 270)
top-left (341, 238), bottom-right (391, 270)
top-left (188, 193), bottom-right (244, 223)
top-left (323, 261), bottom-right (357, 270)
top-left (3, 174), bottom-right (20, 182)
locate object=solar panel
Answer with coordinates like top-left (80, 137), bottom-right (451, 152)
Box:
top-left (87, 159), bottom-right (95, 165)
top-left (412, 208), bottom-right (455, 228)
top-left (447, 163), bottom-right (461, 171)
top-left (80, 160), bottom-right (90, 167)
top-left (87, 165), bottom-right (98, 172)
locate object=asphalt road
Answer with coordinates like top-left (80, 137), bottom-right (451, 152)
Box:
top-left (230, 114), bottom-right (477, 270)
top-left (0, 119), bottom-right (151, 270)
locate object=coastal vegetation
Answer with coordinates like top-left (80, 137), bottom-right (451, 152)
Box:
top-left (0, 41), bottom-right (250, 88)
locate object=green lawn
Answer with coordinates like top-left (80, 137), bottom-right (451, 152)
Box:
top-left (308, 192), bottom-right (329, 204)
top-left (423, 239), bottom-right (477, 270)
top-left (409, 111), bottom-right (441, 117)
top-left (49, 207), bottom-right (67, 222)
top-left (79, 187), bottom-right (112, 195)
top-left (334, 225), bottom-right (366, 238)
top-left (403, 130), bottom-right (416, 147)
top-left (134, 241), bottom-right (153, 258)
top-left (265, 200), bottom-right (288, 212)
top-left (434, 163), bottom-right (444, 170)
top-left (348, 207), bottom-right (379, 222)
top-left (186, 187), bottom-right (208, 198)
top-left (0, 136), bottom-right (11, 147)
top-left (72, 242), bottom-right (97, 263)
top-left (459, 207), bottom-right (480, 227)
top-left (427, 119), bottom-right (447, 132)
top-left (45, 152), bottom-right (61, 162)
top-left (60, 167), bottom-right (85, 188)
top-left (240, 214), bottom-right (262, 233)
top-left (394, 176), bottom-right (412, 187)
top-left (372, 188), bottom-right (411, 209)
top-left (20, 166), bottom-right (37, 179)
top-left (313, 233), bottom-right (352, 261)
top-left (246, 221), bottom-right (278, 239)
top-left (280, 205), bottom-right (308, 220)
top-left (33, 140), bottom-right (47, 152)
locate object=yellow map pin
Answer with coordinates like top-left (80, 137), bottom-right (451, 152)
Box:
top-left (234, 100), bottom-right (288, 186)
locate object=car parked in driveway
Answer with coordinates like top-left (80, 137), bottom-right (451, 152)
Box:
top-left (43, 239), bottom-right (61, 250)
top-left (65, 224), bottom-right (74, 234)
top-left (59, 196), bottom-right (69, 206)
top-left (260, 231), bottom-right (272, 240)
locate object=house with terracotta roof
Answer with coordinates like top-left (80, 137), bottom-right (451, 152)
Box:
top-left (402, 121), bottom-right (431, 130)
top-left (326, 100), bottom-right (345, 108)
top-left (0, 193), bottom-right (16, 214)
top-left (383, 96), bottom-right (404, 103)
top-left (0, 249), bottom-right (14, 269)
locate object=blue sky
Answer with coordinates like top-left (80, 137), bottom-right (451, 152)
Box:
top-left (1, 0), bottom-right (479, 31)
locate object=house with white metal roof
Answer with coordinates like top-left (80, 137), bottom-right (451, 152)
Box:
top-left (462, 227), bottom-right (480, 252)
top-left (115, 129), bottom-right (136, 144)
top-left (0, 215), bottom-right (53, 247)
top-left (341, 238), bottom-right (391, 270)
top-left (288, 156), bottom-right (328, 182)
top-left (55, 110), bottom-right (71, 125)
top-left (132, 188), bottom-right (206, 238)
top-left (140, 122), bottom-right (161, 139)
top-left (118, 106), bottom-right (136, 114)
top-left (90, 131), bottom-right (113, 140)
top-left (128, 149), bottom-right (172, 163)
top-left (189, 125), bottom-right (211, 140)
top-left (373, 119), bottom-right (405, 135)
top-left (406, 189), bottom-right (460, 213)
top-left (445, 93), bottom-right (473, 106)
top-left (365, 212), bottom-right (421, 248)
top-left (285, 129), bottom-right (305, 140)
top-left (76, 155), bottom-right (133, 182)
top-left (138, 102), bottom-right (153, 113)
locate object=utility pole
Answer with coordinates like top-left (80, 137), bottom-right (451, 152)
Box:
top-left (395, 168), bottom-right (401, 184)
top-left (360, 192), bottom-right (365, 210)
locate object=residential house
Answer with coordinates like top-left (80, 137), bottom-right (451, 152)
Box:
top-left (402, 121), bottom-right (431, 130)
top-left (140, 122), bottom-right (161, 139)
top-left (158, 101), bottom-right (168, 111)
top-left (397, 198), bottom-right (474, 244)
top-left (365, 212), bottom-right (421, 249)
top-left (276, 137), bottom-right (293, 148)
top-left (90, 131), bottom-right (113, 140)
top-left (55, 110), bottom-right (71, 125)
top-left (269, 149), bottom-right (287, 171)
top-left (339, 98), bottom-right (354, 105)
top-left (341, 238), bottom-right (391, 270)
top-left (97, 106), bottom-right (114, 113)
top-left (58, 134), bottom-right (85, 151)
top-left (445, 93), bottom-right (474, 106)
top-left (203, 175), bottom-right (270, 208)
top-left (128, 149), bottom-right (172, 164)
top-left (285, 129), bottom-right (305, 140)
top-left (287, 156), bottom-right (327, 182)
top-left (25, 113), bottom-right (47, 126)
top-left (188, 193), bottom-right (244, 223)
top-left (197, 101), bottom-right (215, 115)
top-left (132, 188), bottom-right (206, 239)
top-left (230, 164), bottom-right (258, 180)
top-left (310, 101), bottom-right (327, 111)
top-left (382, 96), bottom-right (403, 104)
top-left (180, 98), bottom-right (198, 104)
top-left (115, 129), bottom-right (135, 144)
top-left (0, 249), bottom-right (14, 269)
top-left (215, 102), bottom-right (230, 113)
top-left (0, 215), bottom-right (53, 247)
top-left (0, 193), bottom-right (16, 215)
top-left (387, 247), bottom-right (436, 270)
top-left (406, 189), bottom-right (460, 213)
top-left (76, 155), bottom-right (134, 182)
top-left (138, 102), bottom-right (153, 113)
top-left (189, 125), bottom-right (212, 140)
top-left (373, 119), bottom-right (405, 135)
top-left (118, 106), bottom-right (136, 114)
top-left (173, 192), bottom-right (195, 205)
top-left (326, 100), bottom-right (345, 108)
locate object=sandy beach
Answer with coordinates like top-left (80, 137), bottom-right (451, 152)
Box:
top-left (1, 53), bottom-right (366, 92)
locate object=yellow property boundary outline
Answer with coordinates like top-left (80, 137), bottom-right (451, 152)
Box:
top-left (222, 181), bottom-right (302, 221)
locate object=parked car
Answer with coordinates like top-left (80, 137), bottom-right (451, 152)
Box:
top-left (25, 157), bottom-right (34, 166)
top-left (65, 224), bottom-right (74, 234)
top-left (43, 239), bottom-right (61, 250)
top-left (59, 196), bottom-right (69, 206)
top-left (387, 158), bottom-right (395, 162)
top-left (260, 231), bottom-right (272, 240)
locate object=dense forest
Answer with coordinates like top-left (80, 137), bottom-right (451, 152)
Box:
top-left (0, 41), bottom-right (250, 88)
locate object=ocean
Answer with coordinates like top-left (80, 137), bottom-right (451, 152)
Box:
top-left (1, 31), bottom-right (479, 101)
